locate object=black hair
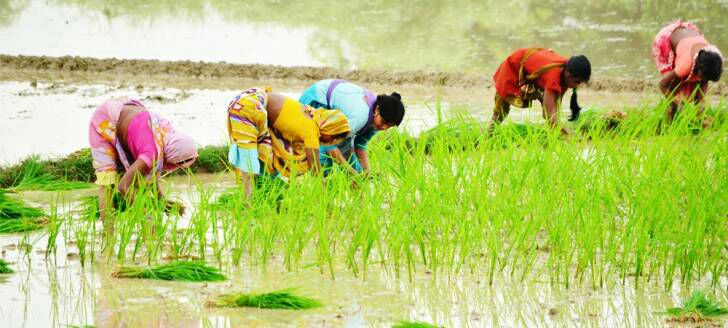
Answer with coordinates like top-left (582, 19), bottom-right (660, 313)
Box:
top-left (565, 55), bottom-right (591, 121)
top-left (376, 92), bottom-right (405, 125)
top-left (565, 55), bottom-right (591, 82)
top-left (568, 89), bottom-right (581, 121)
top-left (695, 50), bottom-right (723, 82)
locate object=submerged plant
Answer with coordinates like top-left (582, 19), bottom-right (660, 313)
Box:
top-left (112, 261), bottom-right (226, 282)
top-left (206, 289), bottom-right (322, 310)
top-left (392, 321), bottom-right (441, 328)
top-left (666, 291), bottom-right (728, 321)
top-left (0, 258), bottom-right (13, 274)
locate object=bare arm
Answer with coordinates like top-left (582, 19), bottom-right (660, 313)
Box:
top-left (354, 148), bottom-right (370, 172)
top-left (117, 159), bottom-right (150, 197)
top-left (659, 71), bottom-right (680, 96)
top-left (542, 89), bottom-right (560, 128)
top-left (327, 148), bottom-right (359, 175)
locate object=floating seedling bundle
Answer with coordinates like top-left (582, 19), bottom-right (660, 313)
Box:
top-left (0, 258), bottom-right (13, 274)
top-left (112, 261), bottom-right (226, 282)
top-left (0, 189), bottom-right (46, 233)
top-left (206, 289), bottom-right (321, 310)
top-left (666, 291), bottom-right (728, 323)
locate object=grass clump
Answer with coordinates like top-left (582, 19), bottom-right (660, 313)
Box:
top-left (8, 155), bottom-right (91, 191)
top-left (0, 190), bottom-right (45, 219)
top-left (0, 189), bottom-right (47, 233)
top-left (392, 321), bottom-right (441, 328)
top-left (206, 289), bottom-right (322, 310)
top-left (112, 261), bottom-right (226, 282)
top-left (0, 258), bottom-right (13, 274)
top-left (666, 291), bottom-right (728, 322)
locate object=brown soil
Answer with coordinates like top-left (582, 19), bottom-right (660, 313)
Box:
top-left (1, 55), bottom-right (725, 97)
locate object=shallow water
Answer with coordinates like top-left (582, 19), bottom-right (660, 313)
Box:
top-left (1, 177), bottom-right (726, 328)
top-left (1, 1), bottom-right (726, 79)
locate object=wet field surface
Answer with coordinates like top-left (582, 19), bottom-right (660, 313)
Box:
top-left (2, 177), bottom-right (726, 328)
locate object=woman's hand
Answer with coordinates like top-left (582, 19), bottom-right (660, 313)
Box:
top-left (164, 199), bottom-right (186, 216)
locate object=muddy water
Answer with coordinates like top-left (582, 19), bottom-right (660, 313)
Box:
top-left (1, 1), bottom-right (727, 79)
top-left (2, 176), bottom-right (726, 328)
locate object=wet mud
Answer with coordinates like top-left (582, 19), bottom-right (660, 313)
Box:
top-left (2, 55), bottom-right (726, 97)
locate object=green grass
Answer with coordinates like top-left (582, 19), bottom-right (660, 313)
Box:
top-left (392, 321), bottom-right (441, 328)
top-left (111, 261), bottom-right (226, 282)
top-left (0, 258), bottom-right (13, 274)
top-left (666, 291), bottom-right (728, 320)
top-left (206, 289), bottom-right (322, 310)
top-left (6, 155), bottom-right (91, 191)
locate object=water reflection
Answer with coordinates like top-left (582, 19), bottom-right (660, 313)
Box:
top-left (0, 1), bottom-right (726, 78)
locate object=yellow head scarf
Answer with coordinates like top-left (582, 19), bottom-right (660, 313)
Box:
top-left (308, 107), bottom-right (351, 145)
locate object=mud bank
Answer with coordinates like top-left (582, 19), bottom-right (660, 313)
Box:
top-left (2, 55), bottom-right (725, 96)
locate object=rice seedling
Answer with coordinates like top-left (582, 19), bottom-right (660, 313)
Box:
top-left (41, 101), bottom-right (727, 291)
top-left (111, 261), bottom-right (226, 282)
top-left (392, 321), bottom-right (441, 328)
top-left (665, 291), bottom-right (728, 322)
top-left (0, 189), bottom-right (45, 219)
top-left (0, 189), bottom-right (47, 233)
top-left (7, 155), bottom-right (91, 191)
top-left (0, 258), bottom-right (13, 274)
top-left (206, 289), bottom-right (322, 310)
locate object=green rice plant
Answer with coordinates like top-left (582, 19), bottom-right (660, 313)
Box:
top-left (392, 321), bottom-right (441, 328)
top-left (0, 217), bottom-right (46, 233)
top-left (0, 258), bottom-right (13, 274)
top-left (206, 289), bottom-right (321, 310)
top-left (0, 189), bottom-right (45, 219)
top-left (7, 155), bottom-right (91, 191)
top-left (111, 261), bottom-right (226, 282)
top-left (666, 291), bottom-right (728, 320)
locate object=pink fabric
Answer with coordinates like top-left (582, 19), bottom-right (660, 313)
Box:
top-left (88, 98), bottom-right (196, 184)
top-left (126, 111), bottom-right (158, 169)
top-left (674, 35), bottom-right (709, 78)
top-left (652, 20), bottom-right (702, 75)
top-left (162, 128), bottom-right (197, 170)
top-left (88, 98), bottom-right (150, 176)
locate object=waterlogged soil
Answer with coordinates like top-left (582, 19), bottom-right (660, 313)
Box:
top-left (1, 175), bottom-right (727, 327)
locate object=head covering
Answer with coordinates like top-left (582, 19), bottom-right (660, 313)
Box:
top-left (311, 108), bottom-right (351, 145)
top-left (163, 128), bottom-right (198, 169)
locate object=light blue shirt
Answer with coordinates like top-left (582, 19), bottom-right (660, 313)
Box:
top-left (299, 79), bottom-right (377, 154)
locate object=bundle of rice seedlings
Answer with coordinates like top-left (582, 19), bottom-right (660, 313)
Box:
top-left (0, 190), bottom-right (45, 219)
top-left (392, 321), bottom-right (441, 328)
top-left (112, 261), bottom-right (226, 282)
top-left (0, 190), bottom-right (47, 233)
top-left (9, 156), bottom-right (91, 191)
top-left (0, 217), bottom-right (47, 233)
top-left (666, 291), bottom-right (728, 322)
top-left (206, 289), bottom-right (321, 310)
top-left (0, 258), bottom-right (13, 274)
